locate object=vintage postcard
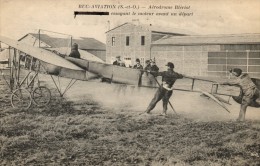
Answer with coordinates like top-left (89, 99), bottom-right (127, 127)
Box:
top-left (1, 0), bottom-right (260, 165)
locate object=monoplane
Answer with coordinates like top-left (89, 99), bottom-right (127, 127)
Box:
top-left (0, 35), bottom-right (259, 112)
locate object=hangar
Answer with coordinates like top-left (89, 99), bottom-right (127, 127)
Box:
top-left (106, 22), bottom-right (260, 77)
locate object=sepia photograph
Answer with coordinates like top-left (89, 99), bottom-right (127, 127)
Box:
top-left (0, 0), bottom-right (260, 165)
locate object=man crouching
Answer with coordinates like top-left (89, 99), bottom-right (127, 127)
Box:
top-left (220, 68), bottom-right (260, 121)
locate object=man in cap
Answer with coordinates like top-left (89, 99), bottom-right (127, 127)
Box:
top-left (219, 68), bottom-right (260, 121)
top-left (113, 56), bottom-right (121, 66)
top-left (133, 58), bottom-right (143, 69)
top-left (150, 60), bottom-right (159, 72)
top-left (144, 60), bottom-right (152, 86)
top-left (144, 59), bottom-right (160, 87)
top-left (144, 62), bottom-right (184, 116)
top-left (144, 60), bottom-right (151, 71)
top-left (149, 60), bottom-right (160, 87)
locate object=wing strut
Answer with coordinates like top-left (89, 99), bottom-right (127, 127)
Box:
top-left (0, 68), bottom-right (11, 90)
top-left (200, 91), bottom-right (230, 113)
top-left (39, 61), bottom-right (78, 97)
top-left (62, 79), bottom-right (77, 96)
top-left (183, 76), bottom-right (231, 113)
top-left (50, 75), bottom-right (62, 96)
top-left (49, 75), bottom-right (77, 97)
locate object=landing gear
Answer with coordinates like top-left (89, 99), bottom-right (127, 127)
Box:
top-left (32, 86), bottom-right (51, 106)
top-left (11, 88), bottom-right (32, 110)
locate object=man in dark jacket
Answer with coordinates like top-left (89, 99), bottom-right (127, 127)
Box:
top-left (69, 43), bottom-right (81, 59)
top-left (145, 62), bottom-right (183, 115)
top-left (113, 56), bottom-right (121, 66)
top-left (144, 60), bottom-right (151, 71)
top-left (133, 58), bottom-right (143, 69)
top-left (220, 68), bottom-right (260, 121)
top-left (150, 60), bottom-right (159, 72)
top-left (144, 60), bottom-right (160, 87)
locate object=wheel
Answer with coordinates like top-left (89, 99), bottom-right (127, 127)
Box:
top-left (11, 88), bottom-right (32, 110)
top-left (32, 86), bottom-right (51, 106)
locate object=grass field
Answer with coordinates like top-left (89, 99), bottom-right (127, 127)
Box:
top-left (0, 74), bottom-right (260, 165)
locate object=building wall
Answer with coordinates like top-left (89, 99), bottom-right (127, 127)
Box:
top-left (151, 44), bottom-right (260, 78)
top-left (106, 24), bottom-right (260, 78)
top-left (151, 45), bottom-right (219, 75)
top-left (106, 23), bottom-right (151, 67)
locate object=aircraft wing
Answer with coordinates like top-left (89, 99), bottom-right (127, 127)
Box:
top-left (66, 57), bottom-right (142, 85)
top-left (65, 56), bottom-right (242, 95)
top-left (45, 47), bottom-right (105, 63)
top-left (200, 91), bottom-right (230, 113)
top-left (0, 35), bottom-right (91, 80)
top-left (0, 35), bottom-right (83, 71)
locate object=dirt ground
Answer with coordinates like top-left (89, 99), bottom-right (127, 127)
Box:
top-left (0, 73), bottom-right (260, 165)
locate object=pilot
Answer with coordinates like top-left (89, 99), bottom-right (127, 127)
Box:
top-left (144, 62), bottom-right (184, 116)
top-left (219, 68), bottom-right (260, 121)
top-left (69, 43), bottom-right (81, 59)
top-left (113, 56), bottom-right (121, 66)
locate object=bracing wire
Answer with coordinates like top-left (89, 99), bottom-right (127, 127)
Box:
top-left (62, 79), bottom-right (77, 96)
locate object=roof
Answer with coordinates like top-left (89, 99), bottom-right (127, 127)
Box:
top-left (152, 34), bottom-right (260, 45)
top-left (106, 23), bottom-right (129, 33)
top-left (19, 33), bottom-right (106, 50)
top-left (148, 24), bottom-right (195, 35)
top-left (75, 37), bottom-right (106, 50)
top-left (106, 22), bottom-right (194, 35)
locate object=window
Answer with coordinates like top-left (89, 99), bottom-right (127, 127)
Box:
top-left (124, 57), bottom-right (131, 67)
top-left (112, 37), bottom-right (115, 46)
top-left (141, 36), bottom-right (145, 45)
top-left (126, 36), bottom-right (130, 46)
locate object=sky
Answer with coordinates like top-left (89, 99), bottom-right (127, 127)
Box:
top-left (1, 0), bottom-right (260, 43)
